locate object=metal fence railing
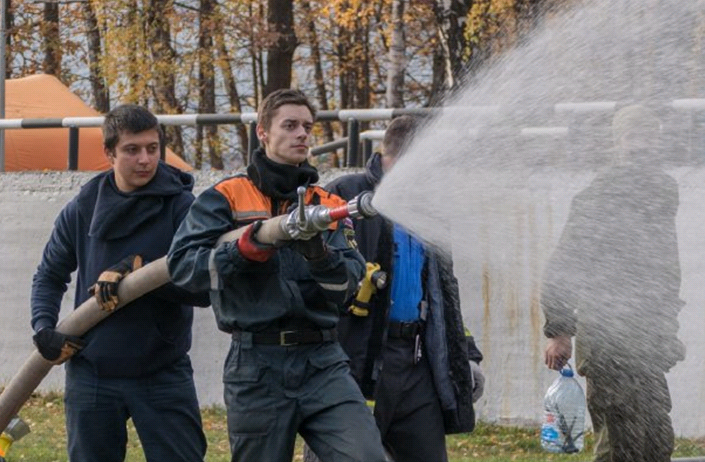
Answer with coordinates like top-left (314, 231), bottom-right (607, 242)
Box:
top-left (1, 100), bottom-right (704, 171)
top-left (0, 108), bottom-right (435, 172)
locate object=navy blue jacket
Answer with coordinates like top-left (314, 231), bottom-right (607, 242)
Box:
top-left (31, 162), bottom-right (209, 377)
top-left (326, 153), bottom-right (480, 434)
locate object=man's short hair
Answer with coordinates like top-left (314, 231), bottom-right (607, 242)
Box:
top-left (258, 89), bottom-right (316, 131)
top-left (612, 104), bottom-right (661, 144)
top-left (103, 104), bottom-right (162, 151)
top-left (382, 115), bottom-right (420, 159)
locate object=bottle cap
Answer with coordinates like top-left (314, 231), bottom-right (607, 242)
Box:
top-left (560, 364), bottom-right (574, 377)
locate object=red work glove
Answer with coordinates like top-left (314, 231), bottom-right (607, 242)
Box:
top-left (88, 255), bottom-right (143, 312)
top-left (236, 221), bottom-right (276, 262)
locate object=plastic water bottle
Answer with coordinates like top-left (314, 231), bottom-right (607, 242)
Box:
top-left (541, 365), bottom-right (586, 453)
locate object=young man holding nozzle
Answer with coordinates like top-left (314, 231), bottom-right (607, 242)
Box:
top-left (167, 88), bottom-right (388, 462)
top-left (322, 115), bottom-right (485, 462)
top-left (30, 104), bottom-right (209, 462)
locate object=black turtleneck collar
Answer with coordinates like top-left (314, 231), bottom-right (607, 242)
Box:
top-left (247, 147), bottom-right (319, 201)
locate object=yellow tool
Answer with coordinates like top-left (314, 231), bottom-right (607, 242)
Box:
top-left (349, 263), bottom-right (388, 317)
top-left (0, 416), bottom-right (30, 461)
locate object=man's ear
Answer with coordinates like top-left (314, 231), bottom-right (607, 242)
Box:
top-left (256, 124), bottom-right (267, 144)
top-left (104, 146), bottom-right (115, 164)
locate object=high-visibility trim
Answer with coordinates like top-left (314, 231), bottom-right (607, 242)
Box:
top-left (319, 281), bottom-right (349, 292)
top-left (232, 210), bottom-right (270, 221)
top-left (208, 248), bottom-right (220, 290)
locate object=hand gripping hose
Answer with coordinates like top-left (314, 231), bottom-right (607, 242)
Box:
top-left (0, 191), bottom-right (377, 432)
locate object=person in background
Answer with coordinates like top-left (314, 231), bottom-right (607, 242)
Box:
top-left (323, 115), bottom-right (485, 462)
top-left (30, 104), bottom-right (209, 462)
top-left (542, 105), bottom-right (685, 462)
top-left (167, 88), bottom-right (388, 462)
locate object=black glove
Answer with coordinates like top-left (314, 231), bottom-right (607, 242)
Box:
top-left (33, 328), bottom-right (85, 364)
top-left (88, 255), bottom-right (143, 312)
top-left (290, 233), bottom-right (329, 261)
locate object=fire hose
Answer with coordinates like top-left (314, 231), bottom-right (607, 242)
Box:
top-left (0, 190), bottom-right (377, 433)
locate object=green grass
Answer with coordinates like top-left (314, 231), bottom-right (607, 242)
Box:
top-left (5, 392), bottom-right (705, 461)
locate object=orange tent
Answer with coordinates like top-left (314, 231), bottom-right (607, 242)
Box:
top-left (3, 74), bottom-right (192, 172)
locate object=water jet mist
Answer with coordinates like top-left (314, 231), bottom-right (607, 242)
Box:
top-left (372, 0), bottom-right (705, 439)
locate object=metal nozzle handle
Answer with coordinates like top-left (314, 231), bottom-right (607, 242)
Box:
top-left (296, 186), bottom-right (306, 228)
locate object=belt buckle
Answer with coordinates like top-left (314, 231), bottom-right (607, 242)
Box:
top-left (280, 330), bottom-right (297, 346)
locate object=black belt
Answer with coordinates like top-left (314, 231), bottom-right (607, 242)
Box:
top-left (232, 328), bottom-right (337, 346)
top-left (387, 321), bottom-right (423, 340)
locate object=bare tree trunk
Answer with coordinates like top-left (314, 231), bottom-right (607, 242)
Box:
top-left (145, 0), bottom-right (184, 158)
top-left (199, 0), bottom-right (222, 169)
top-left (3, 0), bottom-right (12, 78)
top-left (215, 22), bottom-right (250, 166)
top-left (432, 0), bottom-right (473, 93)
top-left (262, 0), bottom-right (297, 97)
top-left (124, 0), bottom-right (141, 104)
top-left (429, 36), bottom-right (447, 106)
top-left (386, 0), bottom-right (406, 108)
top-left (41, 3), bottom-right (61, 78)
top-left (337, 18), bottom-right (353, 110)
top-left (301, 0), bottom-right (333, 142)
top-left (83, 1), bottom-right (110, 113)
top-left (356, 22), bottom-right (371, 109)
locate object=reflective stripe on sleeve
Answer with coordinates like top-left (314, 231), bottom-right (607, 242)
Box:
top-left (208, 248), bottom-right (220, 290)
top-left (318, 281), bottom-right (349, 292)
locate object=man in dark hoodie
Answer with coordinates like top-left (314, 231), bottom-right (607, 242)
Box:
top-left (324, 115), bottom-right (484, 462)
top-left (30, 104), bottom-right (209, 462)
top-left (167, 89), bottom-right (387, 462)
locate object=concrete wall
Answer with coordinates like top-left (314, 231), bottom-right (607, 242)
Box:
top-left (1, 169), bottom-right (703, 437)
top-left (453, 167), bottom-right (705, 438)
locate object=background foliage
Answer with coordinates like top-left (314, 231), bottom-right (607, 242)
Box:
top-left (0, 0), bottom-right (567, 167)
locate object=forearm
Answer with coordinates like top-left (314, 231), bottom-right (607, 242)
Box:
top-left (168, 188), bottom-right (248, 293)
top-left (31, 273), bottom-right (68, 332)
top-left (540, 281), bottom-right (577, 338)
top-left (151, 281), bottom-right (211, 307)
top-left (31, 221), bottom-right (76, 331)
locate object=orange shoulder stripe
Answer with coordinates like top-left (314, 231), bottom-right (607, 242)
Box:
top-left (214, 176), bottom-right (271, 223)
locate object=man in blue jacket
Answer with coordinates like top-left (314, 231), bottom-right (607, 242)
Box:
top-left (30, 104), bottom-right (209, 462)
top-left (325, 115), bottom-right (484, 462)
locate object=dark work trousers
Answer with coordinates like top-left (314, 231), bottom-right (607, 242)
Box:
top-left (373, 337), bottom-right (447, 462)
top-left (587, 368), bottom-right (674, 462)
top-left (224, 336), bottom-right (387, 462)
top-left (64, 355), bottom-right (207, 462)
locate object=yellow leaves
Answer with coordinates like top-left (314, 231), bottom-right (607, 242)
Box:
top-left (327, 0), bottom-right (378, 29)
top-left (466, 0), bottom-right (528, 57)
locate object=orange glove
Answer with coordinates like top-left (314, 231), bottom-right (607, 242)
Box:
top-left (88, 255), bottom-right (143, 311)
